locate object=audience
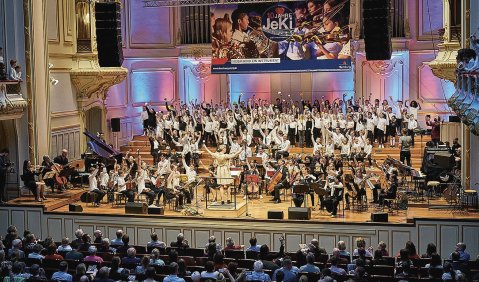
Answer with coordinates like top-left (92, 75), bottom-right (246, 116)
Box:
top-left (93, 230), bottom-right (103, 244)
top-left (170, 233), bottom-right (189, 249)
top-left (110, 230), bottom-right (124, 246)
top-left (0, 225), bottom-right (478, 282)
top-left (246, 237), bottom-right (262, 252)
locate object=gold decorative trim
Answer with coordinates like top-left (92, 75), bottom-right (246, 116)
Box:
top-left (70, 67), bottom-right (128, 101)
top-left (425, 42), bottom-right (460, 83)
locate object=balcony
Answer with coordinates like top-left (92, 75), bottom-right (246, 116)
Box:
top-left (0, 80), bottom-right (28, 121)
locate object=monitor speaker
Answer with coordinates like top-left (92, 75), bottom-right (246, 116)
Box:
top-left (125, 202), bottom-right (148, 214)
top-left (95, 2), bottom-right (123, 67)
top-left (148, 206), bottom-right (164, 215)
top-left (371, 212), bottom-right (388, 222)
top-left (288, 207), bottom-right (311, 220)
top-left (267, 210), bottom-right (284, 220)
top-left (69, 204), bottom-right (83, 212)
top-left (362, 0), bottom-right (392, 60)
top-left (449, 116), bottom-right (460, 122)
top-left (111, 118), bottom-right (121, 132)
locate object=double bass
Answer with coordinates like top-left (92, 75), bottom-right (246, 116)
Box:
top-left (267, 169), bottom-right (283, 192)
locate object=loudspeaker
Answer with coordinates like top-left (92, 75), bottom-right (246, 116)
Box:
top-left (371, 212), bottom-right (388, 222)
top-left (95, 2), bottom-right (123, 67)
top-left (148, 206), bottom-right (164, 215)
top-left (449, 116), bottom-right (461, 122)
top-left (69, 204), bottom-right (83, 212)
top-left (111, 118), bottom-right (121, 132)
top-left (434, 153), bottom-right (454, 168)
top-left (125, 202), bottom-right (148, 214)
top-left (362, 0), bottom-right (392, 60)
top-left (288, 207), bottom-right (311, 220)
top-left (267, 210), bottom-right (284, 220)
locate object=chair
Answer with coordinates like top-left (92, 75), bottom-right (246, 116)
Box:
top-left (298, 272), bottom-right (321, 282)
top-left (237, 259), bottom-right (255, 269)
top-left (187, 265), bottom-right (205, 273)
top-left (25, 258), bottom-right (42, 267)
top-left (195, 257), bottom-right (209, 266)
top-left (181, 248), bottom-right (205, 257)
top-left (316, 253), bottom-right (329, 264)
top-left (370, 265), bottom-right (395, 277)
top-left (179, 256), bottom-right (196, 266)
top-left (42, 258), bottom-right (61, 269)
top-left (245, 250), bottom-right (259, 260)
top-left (224, 250), bottom-right (245, 260)
top-left (413, 258), bottom-right (431, 268)
top-left (133, 245), bottom-right (147, 254)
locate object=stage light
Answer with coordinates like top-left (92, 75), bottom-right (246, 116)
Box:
top-left (49, 77), bottom-right (59, 86)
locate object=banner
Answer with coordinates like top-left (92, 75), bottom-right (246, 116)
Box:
top-left (211, 0), bottom-right (351, 74)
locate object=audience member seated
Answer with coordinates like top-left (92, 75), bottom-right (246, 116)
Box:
top-left (110, 230), bottom-right (124, 246)
top-left (306, 239), bottom-right (327, 259)
top-left (213, 252), bottom-right (226, 270)
top-left (29, 263), bottom-right (48, 281)
top-left (84, 246), bottom-right (104, 264)
top-left (24, 233), bottom-right (37, 253)
top-left (204, 236), bottom-right (222, 253)
top-left (116, 234), bottom-right (131, 254)
top-left (329, 256), bottom-right (346, 277)
top-left (205, 244), bottom-right (218, 261)
top-left (98, 238), bottom-right (116, 254)
top-left (259, 241), bottom-right (284, 271)
top-left (246, 237), bottom-right (262, 252)
top-left (71, 229), bottom-right (84, 250)
top-left (149, 248), bottom-right (165, 266)
top-left (371, 249), bottom-right (387, 266)
top-left (337, 240), bottom-right (350, 257)
top-left (64, 247), bottom-right (84, 261)
top-left (8, 239), bottom-right (24, 259)
top-left (273, 257), bottom-right (298, 282)
top-left (352, 249), bottom-right (370, 266)
top-left (275, 270), bottom-right (285, 282)
top-left (401, 241), bottom-right (420, 260)
top-left (349, 266), bottom-right (368, 282)
top-left (109, 256), bottom-right (129, 281)
top-left (200, 261), bottom-right (225, 281)
top-left (77, 234), bottom-right (92, 252)
top-left (450, 251), bottom-right (468, 273)
top-left (147, 232), bottom-right (166, 249)
top-left (28, 244), bottom-right (45, 260)
top-left (57, 237), bottom-right (72, 253)
top-left (163, 262), bottom-right (186, 282)
top-left (352, 238), bottom-right (372, 257)
top-left (121, 247), bottom-right (140, 265)
top-left (177, 258), bottom-right (191, 277)
top-left (300, 253), bottom-right (320, 273)
top-left (442, 262), bottom-right (465, 281)
top-left (377, 241), bottom-right (389, 257)
top-left (170, 233), bottom-right (189, 249)
top-left (425, 254), bottom-right (443, 269)
top-left (44, 244), bottom-right (63, 260)
top-left (143, 266), bottom-right (159, 282)
top-left (422, 242), bottom-right (438, 258)
top-left (51, 260), bottom-right (73, 282)
top-left (396, 249), bottom-right (413, 268)
top-left (223, 237), bottom-right (242, 251)
top-left (5, 261), bottom-right (31, 281)
top-left (450, 242), bottom-right (470, 261)
top-left (245, 260), bottom-right (271, 281)
top-left (135, 256), bottom-right (150, 275)
top-left (73, 263), bottom-right (95, 282)
top-left (93, 230), bottom-right (103, 244)
top-left (92, 266), bottom-right (113, 282)
top-left (169, 250), bottom-right (179, 263)
top-left (3, 226), bottom-right (20, 250)
top-left (395, 260), bottom-right (413, 279)
top-left (328, 248), bottom-right (349, 265)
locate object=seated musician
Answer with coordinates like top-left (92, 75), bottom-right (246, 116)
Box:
top-left (22, 160), bottom-right (46, 202)
top-left (40, 155), bottom-right (56, 193)
top-left (301, 166), bottom-right (317, 206)
top-left (54, 149), bottom-right (69, 166)
top-left (378, 174), bottom-right (398, 210)
top-left (182, 154), bottom-right (197, 204)
top-left (157, 154), bottom-right (171, 177)
top-left (117, 170), bottom-right (135, 203)
top-left (275, 135), bottom-right (290, 160)
top-left (136, 164), bottom-right (156, 206)
top-left (322, 176), bottom-right (343, 218)
top-left (244, 158), bottom-right (260, 199)
top-left (88, 166), bottom-right (105, 207)
top-left (344, 169), bottom-right (367, 210)
top-left (166, 164), bottom-right (185, 209)
top-left (270, 158), bottom-right (289, 204)
top-left (204, 163), bottom-right (219, 201)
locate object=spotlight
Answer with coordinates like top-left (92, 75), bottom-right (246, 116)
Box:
top-left (49, 77), bottom-right (59, 86)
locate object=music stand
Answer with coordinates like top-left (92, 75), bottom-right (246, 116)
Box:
top-left (292, 184), bottom-right (310, 207)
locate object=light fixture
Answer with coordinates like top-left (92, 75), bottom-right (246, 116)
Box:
top-left (49, 77), bottom-right (59, 86)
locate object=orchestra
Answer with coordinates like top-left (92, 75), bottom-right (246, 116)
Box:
top-left (16, 93), bottom-right (426, 219)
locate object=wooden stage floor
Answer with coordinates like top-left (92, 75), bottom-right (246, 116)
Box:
top-left (5, 186), bottom-right (479, 225)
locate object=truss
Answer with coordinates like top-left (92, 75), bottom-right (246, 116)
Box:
top-left (143, 0), bottom-right (297, 7)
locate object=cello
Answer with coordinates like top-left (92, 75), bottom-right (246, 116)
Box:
top-left (267, 168), bottom-right (283, 192)
top-left (52, 163), bottom-right (68, 188)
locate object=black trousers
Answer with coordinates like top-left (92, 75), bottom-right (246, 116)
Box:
top-left (313, 128), bottom-right (321, 141)
top-left (345, 188), bottom-right (366, 205)
top-left (273, 183), bottom-right (288, 201)
top-left (323, 196), bottom-right (341, 215)
top-left (120, 190), bottom-right (135, 203)
top-left (407, 129), bottom-right (415, 146)
top-left (91, 189), bottom-right (106, 204)
top-left (379, 191), bottom-right (396, 207)
top-left (400, 150), bottom-right (411, 167)
top-left (0, 173), bottom-right (7, 202)
top-left (151, 150), bottom-right (159, 165)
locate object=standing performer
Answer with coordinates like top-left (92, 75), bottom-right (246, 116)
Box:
top-left (203, 144), bottom-right (242, 205)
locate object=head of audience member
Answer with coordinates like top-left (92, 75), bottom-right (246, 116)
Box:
top-left (126, 247), bottom-right (136, 258)
top-left (115, 229), bottom-right (123, 240)
top-left (96, 266), bottom-right (109, 280)
top-left (88, 246), bottom-right (97, 256)
top-left (204, 261), bottom-right (215, 273)
top-left (329, 256), bottom-right (338, 266)
top-left (405, 241), bottom-right (418, 257)
top-left (425, 243), bottom-right (437, 257)
top-left (122, 234), bottom-right (130, 246)
top-left (451, 251), bottom-right (460, 262)
top-left (225, 237), bottom-right (234, 247)
top-left (430, 254), bottom-right (442, 267)
top-left (374, 249), bottom-right (383, 260)
top-left (249, 236), bottom-right (258, 247)
top-left (176, 233), bottom-right (184, 244)
top-left (337, 240), bottom-right (346, 252)
top-left (74, 229), bottom-right (84, 240)
top-left (58, 260), bottom-right (68, 273)
top-left (93, 230), bottom-right (102, 240)
top-left (455, 242), bottom-right (466, 252)
top-left (145, 266), bottom-right (156, 280)
top-left (356, 238), bottom-right (366, 250)
top-left (169, 249), bottom-right (178, 263)
top-left (276, 270), bottom-right (285, 282)
top-left (191, 271), bottom-right (201, 282)
top-left (227, 261), bottom-right (238, 275)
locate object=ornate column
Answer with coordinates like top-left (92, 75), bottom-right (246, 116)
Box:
top-left (23, 0), bottom-right (50, 163)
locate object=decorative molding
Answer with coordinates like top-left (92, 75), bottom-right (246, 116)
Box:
top-left (426, 41), bottom-right (460, 83)
top-left (51, 110), bottom-right (80, 118)
top-left (47, 0), bottom-right (60, 43)
top-left (62, 0), bottom-right (73, 43)
top-left (71, 68), bottom-right (128, 101)
top-left (417, 63), bottom-right (448, 104)
top-left (0, 82), bottom-right (28, 121)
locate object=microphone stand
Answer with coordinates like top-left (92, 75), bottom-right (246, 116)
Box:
top-left (243, 143), bottom-right (252, 217)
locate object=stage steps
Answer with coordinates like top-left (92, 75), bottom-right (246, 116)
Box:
top-left (120, 135), bottom-right (431, 171)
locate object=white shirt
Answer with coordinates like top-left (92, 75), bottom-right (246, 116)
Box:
top-left (89, 169), bottom-right (99, 191)
top-left (278, 140), bottom-right (290, 152)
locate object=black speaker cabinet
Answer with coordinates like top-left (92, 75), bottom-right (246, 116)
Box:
top-left (95, 2), bottom-right (123, 67)
top-left (362, 0), bottom-right (392, 60)
top-left (371, 212), bottom-right (388, 222)
top-left (125, 202), bottom-right (148, 214)
top-left (288, 207), bottom-right (311, 220)
top-left (449, 116), bottom-right (460, 122)
top-left (69, 204), bottom-right (83, 212)
top-left (267, 210), bottom-right (284, 220)
top-left (148, 206), bottom-right (164, 215)
top-left (111, 118), bottom-right (121, 132)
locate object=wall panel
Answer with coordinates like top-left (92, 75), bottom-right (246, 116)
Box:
top-left (130, 68), bottom-right (176, 105)
top-left (440, 225), bottom-right (459, 256)
top-left (418, 224), bottom-right (437, 256)
top-left (462, 226), bottom-right (479, 260)
top-left (128, 1), bottom-right (173, 47)
top-left (47, 218), bottom-right (63, 239)
top-left (391, 231), bottom-right (410, 256)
